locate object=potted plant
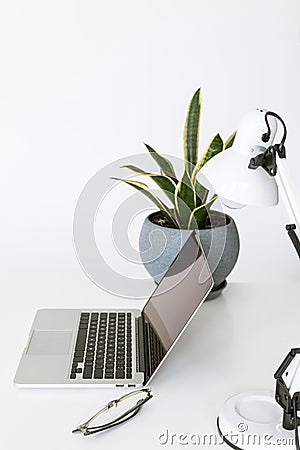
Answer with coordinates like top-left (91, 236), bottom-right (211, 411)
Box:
top-left (113, 88), bottom-right (240, 298)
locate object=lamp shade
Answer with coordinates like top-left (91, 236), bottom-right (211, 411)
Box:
top-left (201, 148), bottom-right (278, 206)
top-left (201, 109), bottom-right (279, 207)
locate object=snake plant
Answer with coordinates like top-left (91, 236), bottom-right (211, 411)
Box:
top-left (113, 88), bottom-right (236, 229)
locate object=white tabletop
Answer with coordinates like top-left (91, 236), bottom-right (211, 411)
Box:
top-left (4, 282), bottom-right (300, 450)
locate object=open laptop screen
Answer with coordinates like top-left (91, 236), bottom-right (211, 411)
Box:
top-left (142, 233), bottom-right (213, 357)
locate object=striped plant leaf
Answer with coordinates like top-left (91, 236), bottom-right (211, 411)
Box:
top-left (144, 143), bottom-right (177, 179)
top-left (174, 170), bottom-right (197, 228)
top-left (121, 164), bottom-right (148, 175)
top-left (183, 88), bottom-right (202, 176)
top-left (194, 179), bottom-right (209, 205)
top-left (191, 133), bottom-right (224, 184)
top-left (224, 130), bottom-right (237, 149)
top-left (111, 178), bottom-right (179, 228)
top-left (121, 165), bottom-right (177, 205)
top-left (187, 195), bottom-right (218, 229)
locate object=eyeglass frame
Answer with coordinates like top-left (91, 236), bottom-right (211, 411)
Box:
top-left (72, 388), bottom-right (153, 436)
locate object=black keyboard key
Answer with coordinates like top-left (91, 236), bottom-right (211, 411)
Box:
top-left (106, 356), bottom-right (114, 363)
top-left (116, 370), bottom-right (125, 379)
top-left (83, 366), bottom-right (93, 378)
top-left (70, 373), bottom-right (76, 379)
top-left (107, 342), bottom-right (115, 348)
top-left (94, 369), bottom-right (103, 379)
top-left (105, 373), bottom-right (114, 379)
top-left (75, 328), bottom-right (87, 351)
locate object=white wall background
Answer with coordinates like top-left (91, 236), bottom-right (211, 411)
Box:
top-left (1, 0), bottom-right (299, 303)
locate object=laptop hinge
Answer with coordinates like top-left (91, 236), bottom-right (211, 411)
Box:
top-left (135, 316), bottom-right (149, 379)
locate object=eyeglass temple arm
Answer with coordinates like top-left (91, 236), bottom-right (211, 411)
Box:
top-left (84, 398), bottom-right (149, 435)
top-left (72, 403), bottom-right (113, 433)
top-left (72, 388), bottom-right (152, 434)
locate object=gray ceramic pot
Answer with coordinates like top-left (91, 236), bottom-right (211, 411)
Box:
top-left (139, 210), bottom-right (240, 299)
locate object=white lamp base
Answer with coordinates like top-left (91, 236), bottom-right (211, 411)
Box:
top-left (217, 391), bottom-right (296, 450)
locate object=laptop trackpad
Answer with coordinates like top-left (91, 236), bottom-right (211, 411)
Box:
top-left (27, 330), bottom-right (72, 355)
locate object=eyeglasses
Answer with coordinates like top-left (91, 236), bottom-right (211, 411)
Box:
top-left (72, 388), bottom-right (153, 436)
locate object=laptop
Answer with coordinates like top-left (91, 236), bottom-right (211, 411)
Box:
top-left (14, 232), bottom-right (213, 387)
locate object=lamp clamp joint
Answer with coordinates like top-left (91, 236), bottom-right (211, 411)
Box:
top-left (248, 146), bottom-right (278, 176)
top-left (274, 348), bottom-right (300, 430)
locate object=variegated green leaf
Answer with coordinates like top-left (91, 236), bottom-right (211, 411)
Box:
top-left (111, 178), bottom-right (179, 228)
top-left (194, 179), bottom-right (209, 205)
top-left (121, 165), bottom-right (177, 205)
top-left (191, 133), bottom-right (224, 184)
top-left (174, 170), bottom-right (197, 228)
top-left (121, 164), bottom-right (148, 175)
top-left (144, 143), bottom-right (177, 179)
top-left (187, 195), bottom-right (218, 229)
top-left (183, 88), bottom-right (202, 176)
top-left (224, 130), bottom-right (237, 149)
top-left (198, 133), bottom-right (224, 169)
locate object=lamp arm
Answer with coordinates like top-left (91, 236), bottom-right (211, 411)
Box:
top-left (248, 109), bottom-right (300, 257)
top-left (276, 159), bottom-right (300, 258)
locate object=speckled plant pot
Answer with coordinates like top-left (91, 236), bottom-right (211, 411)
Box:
top-left (139, 210), bottom-right (240, 299)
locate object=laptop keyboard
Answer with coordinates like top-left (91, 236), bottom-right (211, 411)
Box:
top-left (70, 312), bottom-right (132, 380)
top-left (148, 322), bottom-right (166, 374)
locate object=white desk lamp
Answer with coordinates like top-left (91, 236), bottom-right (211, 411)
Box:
top-left (201, 110), bottom-right (300, 447)
top-left (201, 108), bottom-right (300, 257)
top-left (216, 349), bottom-right (300, 450)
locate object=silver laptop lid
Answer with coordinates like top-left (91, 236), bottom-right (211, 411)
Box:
top-left (142, 232), bottom-right (213, 384)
